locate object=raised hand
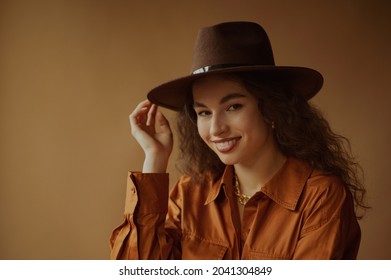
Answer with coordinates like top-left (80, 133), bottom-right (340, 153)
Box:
top-left (129, 100), bottom-right (173, 173)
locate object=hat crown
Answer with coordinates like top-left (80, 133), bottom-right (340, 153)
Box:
top-left (191, 22), bottom-right (275, 73)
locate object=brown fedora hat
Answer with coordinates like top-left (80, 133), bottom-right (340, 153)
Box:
top-left (147, 21), bottom-right (323, 111)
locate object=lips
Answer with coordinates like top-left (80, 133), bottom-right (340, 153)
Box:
top-left (212, 137), bottom-right (241, 153)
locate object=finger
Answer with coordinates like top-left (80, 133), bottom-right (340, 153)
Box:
top-left (129, 108), bottom-right (148, 129)
top-left (156, 111), bottom-right (172, 133)
top-left (146, 104), bottom-right (158, 127)
top-left (133, 99), bottom-right (152, 113)
top-left (129, 100), bottom-right (152, 126)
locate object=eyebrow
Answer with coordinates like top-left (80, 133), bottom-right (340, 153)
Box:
top-left (193, 93), bottom-right (246, 108)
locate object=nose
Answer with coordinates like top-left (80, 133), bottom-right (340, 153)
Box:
top-left (210, 114), bottom-right (227, 136)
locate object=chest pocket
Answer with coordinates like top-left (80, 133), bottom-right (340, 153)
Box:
top-left (181, 232), bottom-right (228, 260)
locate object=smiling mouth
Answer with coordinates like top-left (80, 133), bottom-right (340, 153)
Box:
top-left (212, 137), bottom-right (241, 153)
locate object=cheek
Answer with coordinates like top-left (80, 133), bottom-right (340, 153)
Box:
top-left (253, 119), bottom-right (271, 142)
top-left (197, 120), bottom-right (209, 142)
top-left (243, 113), bottom-right (270, 140)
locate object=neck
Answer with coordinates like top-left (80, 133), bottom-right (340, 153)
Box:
top-left (233, 145), bottom-right (286, 196)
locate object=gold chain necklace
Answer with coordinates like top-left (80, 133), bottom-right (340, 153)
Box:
top-left (233, 173), bottom-right (251, 205)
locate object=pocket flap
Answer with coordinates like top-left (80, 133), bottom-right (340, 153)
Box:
top-left (181, 233), bottom-right (228, 260)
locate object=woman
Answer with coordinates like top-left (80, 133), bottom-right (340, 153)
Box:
top-left (110, 22), bottom-right (367, 259)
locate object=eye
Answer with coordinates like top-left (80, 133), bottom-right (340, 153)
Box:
top-left (227, 104), bottom-right (243, 111)
top-left (196, 110), bottom-right (211, 117)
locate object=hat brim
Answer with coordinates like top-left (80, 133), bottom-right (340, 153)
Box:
top-left (147, 65), bottom-right (323, 111)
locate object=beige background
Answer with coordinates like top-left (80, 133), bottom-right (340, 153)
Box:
top-left (0, 0), bottom-right (390, 259)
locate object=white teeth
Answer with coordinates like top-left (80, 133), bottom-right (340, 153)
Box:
top-left (214, 138), bottom-right (239, 152)
top-left (216, 139), bottom-right (236, 149)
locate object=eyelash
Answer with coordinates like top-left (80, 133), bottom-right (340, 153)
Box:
top-left (227, 104), bottom-right (243, 111)
top-left (196, 103), bottom-right (243, 116)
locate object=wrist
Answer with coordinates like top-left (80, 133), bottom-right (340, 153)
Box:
top-left (142, 154), bottom-right (169, 173)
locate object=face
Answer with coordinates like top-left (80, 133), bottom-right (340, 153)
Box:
top-left (192, 75), bottom-right (276, 166)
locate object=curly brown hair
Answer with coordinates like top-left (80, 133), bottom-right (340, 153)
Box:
top-left (175, 72), bottom-right (369, 218)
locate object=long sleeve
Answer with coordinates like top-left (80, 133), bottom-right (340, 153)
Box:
top-left (110, 172), bottom-right (181, 259)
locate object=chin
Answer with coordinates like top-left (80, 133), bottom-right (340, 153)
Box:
top-left (216, 155), bottom-right (240, 166)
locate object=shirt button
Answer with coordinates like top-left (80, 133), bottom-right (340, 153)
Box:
top-left (131, 188), bottom-right (136, 193)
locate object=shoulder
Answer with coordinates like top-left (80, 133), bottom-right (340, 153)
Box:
top-left (299, 168), bottom-right (353, 220)
top-left (306, 169), bottom-right (348, 199)
top-left (296, 167), bottom-right (359, 238)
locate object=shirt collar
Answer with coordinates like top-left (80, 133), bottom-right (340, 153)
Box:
top-left (204, 157), bottom-right (313, 210)
top-left (261, 157), bottom-right (313, 210)
top-left (204, 165), bottom-right (234, 205)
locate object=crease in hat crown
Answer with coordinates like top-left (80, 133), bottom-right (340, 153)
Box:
top-left (190, 21), bottom-right (275, 73)
top-left (147, 21), bottom-right (323, 111)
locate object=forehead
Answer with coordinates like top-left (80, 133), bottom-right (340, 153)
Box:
top-left (192, 74), bottom-right (251, 101)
